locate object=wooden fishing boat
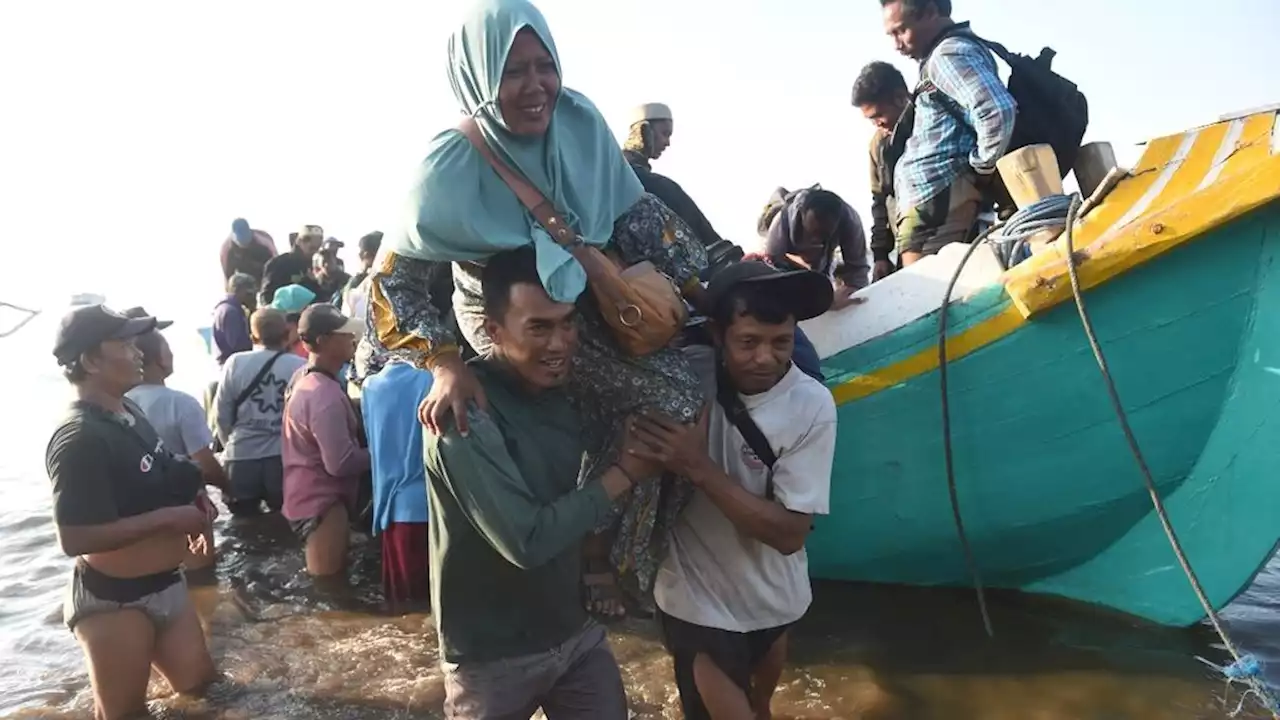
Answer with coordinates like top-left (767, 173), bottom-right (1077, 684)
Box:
top-left (800, 106), bottom-right (1280, 626)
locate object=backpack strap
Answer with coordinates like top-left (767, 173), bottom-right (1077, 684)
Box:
top-left (229, 351), bottom-right (287, 426)
top-left (715, 360), bottom-right (778, 500)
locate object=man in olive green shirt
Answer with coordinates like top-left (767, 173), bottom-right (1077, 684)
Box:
top-left (424, 246), bottom-right (655, 720)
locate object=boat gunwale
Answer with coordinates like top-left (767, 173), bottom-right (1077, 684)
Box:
top-left (821, 110), bottom-right (1280, 407)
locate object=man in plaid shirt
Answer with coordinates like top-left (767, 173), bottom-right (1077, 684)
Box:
top-left (882, 0), bottom-right (1017, 266)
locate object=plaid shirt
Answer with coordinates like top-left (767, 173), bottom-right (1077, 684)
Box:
top-left (894, 30), bottom-right (1017, 213)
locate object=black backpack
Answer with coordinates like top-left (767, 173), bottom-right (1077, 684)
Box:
top-left (888, 23), bottom-right (1088, 191)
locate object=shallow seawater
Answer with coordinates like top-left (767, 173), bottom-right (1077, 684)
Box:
top-left (2, 501), bottom-right (1276, 720)
top-left (1, 315), bottom-right (1277, 719)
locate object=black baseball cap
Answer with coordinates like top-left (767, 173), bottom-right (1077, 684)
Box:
top-left (297, 303), bottom-right (363, 345)
top-left (704, 261), bottom-right (834, 323)
top-left (122, 306), bottom-right (173, 330)
top-left (53, 305), bottom-right (157, 366)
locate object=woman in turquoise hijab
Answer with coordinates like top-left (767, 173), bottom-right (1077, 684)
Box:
top-left (362, 0), bottom-right (708, 617)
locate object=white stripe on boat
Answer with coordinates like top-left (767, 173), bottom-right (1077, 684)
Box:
top-left (1196, 119), bottom-right (1247, 193)
top-left (1218, 102), bottom-right (1280, 123)
top-left (1113, 129), bottom-right (1201, 231)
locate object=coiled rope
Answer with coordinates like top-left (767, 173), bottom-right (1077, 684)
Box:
top-left (989, 194), bottom-right (1076, 269)
top-left (936, 191), bottom-right (1279, 716)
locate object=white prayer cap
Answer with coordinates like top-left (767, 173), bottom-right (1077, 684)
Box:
top-left (629, 102), bottom-right (673, 126)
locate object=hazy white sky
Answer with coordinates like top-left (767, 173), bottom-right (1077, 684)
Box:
top-left (1, 0), bottom-right (1277, 322)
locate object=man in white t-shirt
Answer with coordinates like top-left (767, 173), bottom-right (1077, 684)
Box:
top-left (630, 261), bottom-right (837, 720)
top-left (124, 308), bottom-right (229, 571)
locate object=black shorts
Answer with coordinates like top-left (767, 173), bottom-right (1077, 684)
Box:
top-left (658, 610), bottom-right (792, 720)
top-left (225, 456), bottom-right (284, 515)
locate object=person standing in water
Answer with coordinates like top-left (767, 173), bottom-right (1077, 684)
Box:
top-left (214, 308), bottom-right (308, 516)
top-left (46, 305), bottom-right (218, 720)
top-left (212, 273), bottom-right (258, 365)
top-left (427, 245), bottom-right (653, 719)
top-left (124, 308), bottom-right (228, 572)
top-left (281, 304), bottom-right (370, 577)
top-left (634, 263), bottom-right (837, 720)
top-left (623, 102), bottom-right (725, 248)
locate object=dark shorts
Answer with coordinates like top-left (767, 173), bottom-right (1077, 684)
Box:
top-left (290, 516), bottom-right (324, 543)
top-left (441, 621), bottom-right (626, 720)
top-left (896, 170), bottom-right (984, 256)
top-left (658, 610), bottom-right (792, 720)
top-left (381, 522), bottom-right (430, 611)
top-left (225, 456), bottom-right (283, 515)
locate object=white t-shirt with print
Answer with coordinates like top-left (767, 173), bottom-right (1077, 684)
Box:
top-left (125, 384), bottom-right (213, 457)
top-left (654, 363), bottom-right (837, 632)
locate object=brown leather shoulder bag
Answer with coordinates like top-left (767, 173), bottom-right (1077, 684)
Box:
top-left (458, 118), bottom-right (687, 357)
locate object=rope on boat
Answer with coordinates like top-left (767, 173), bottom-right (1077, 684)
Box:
top-left (989, 194), bottom-right (1076, 270)
top-left (1059, 194), bottom-right (1280, 719)
top-left (0, 301), bottom-right (40, 339)
top-left (937, 221), bottom-right (1006, 638)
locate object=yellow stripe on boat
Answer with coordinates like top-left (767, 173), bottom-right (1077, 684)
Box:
top-left (831, 304), bottom-right (1027, 404)
top-left (1005, 111), bottom-right (1280, 318)
top-left (829, 109), bottom-right (1280, 407)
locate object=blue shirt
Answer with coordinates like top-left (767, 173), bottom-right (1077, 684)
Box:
top-left (895, 25), bottom-right (1017, 214)
top-left (362, 362), bottom-right (433, 531)
top-left (793, 327), bottom-right (824, 383)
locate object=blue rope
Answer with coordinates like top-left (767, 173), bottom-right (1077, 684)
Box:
top-left (989, 194), bottom-right (1074, 268)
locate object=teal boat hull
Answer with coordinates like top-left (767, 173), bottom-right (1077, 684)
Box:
top-left (809, 204), bottom-right (1280, 626)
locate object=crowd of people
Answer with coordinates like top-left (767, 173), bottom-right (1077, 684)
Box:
top-left (43, 0), bottom-right (1045, 716)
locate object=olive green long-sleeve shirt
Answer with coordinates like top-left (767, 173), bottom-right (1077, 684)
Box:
top-left (424, 358), bottom-right (614, 663)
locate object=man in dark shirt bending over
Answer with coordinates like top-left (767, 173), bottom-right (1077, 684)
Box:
top-left (761, 187), bottom-right (870, 311)
top-left (424, 245), bottom-right (657, 720)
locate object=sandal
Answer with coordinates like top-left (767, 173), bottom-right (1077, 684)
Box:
top-left (583, 570), bottom-right (628, 621)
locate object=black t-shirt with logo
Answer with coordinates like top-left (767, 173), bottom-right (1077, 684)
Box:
top-left (46, 399), bottom-right (203, 527)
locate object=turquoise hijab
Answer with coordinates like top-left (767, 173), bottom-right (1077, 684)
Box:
top-left (388, 0), bottom-right (643, 303)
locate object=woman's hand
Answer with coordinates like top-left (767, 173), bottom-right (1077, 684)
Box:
top-left (418, 352), bottom-right (489, 437)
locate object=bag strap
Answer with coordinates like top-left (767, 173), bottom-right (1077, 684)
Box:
top-left (714, 360), bottom-right (778, 500)
top-left (458, 117), bottom-right (578, 248)
top-left (229, 350), bottom-right (287, 426)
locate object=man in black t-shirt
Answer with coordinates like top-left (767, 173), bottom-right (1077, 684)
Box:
top-left (260, 224), bottom-right (325, 306)
top-left (46, 304), bottom-right (218, 718)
